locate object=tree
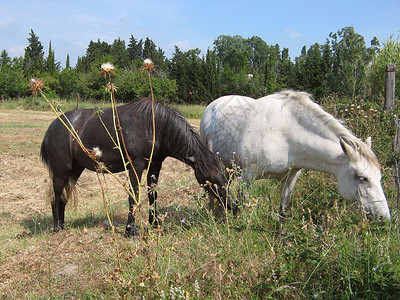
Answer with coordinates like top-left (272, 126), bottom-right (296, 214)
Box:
top-left (327, 26), bottom-right (371, 98)
top-left (76, 39), bottom-right (110, 72)
top-left (58, 68), bottom-right (78, 98)
top-left (65, 53), bottom-right (71, 69)
top-left (45, 40), bottom-right (60, 75)
top-left (127, 34), bottom-right (143, 61)
top-left (213, 35), bottom-right (252, 73)
top-left (248, 36), bottom-right (269, 73)
top-left (23, 29), bottom-right (44, 75)
top-left (320, 41), bottom-right (332, 95)
top-left (0, 56), bottom-right (27, 98)
top-left (279, 47), bottom-right (295, 89)
top-left (0, 50), bottom-right (11, 70)
top-left (264, 44), bottom-right (281, 93)
top-left (110, 38), bottom-right (129, 68)
top-left (203, 49), bottom-right (220, 101)
top-left (169, 46), bottom-right (191, 102)
top-left (295, 43), bottom-right (328, 97)
top-left (367, 35), bottom-right (400, 101)
top-left (142, 38), bottom-right (166, 70)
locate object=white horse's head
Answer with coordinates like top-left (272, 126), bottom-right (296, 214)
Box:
top-left (336, 136), bottom-right (390, 220)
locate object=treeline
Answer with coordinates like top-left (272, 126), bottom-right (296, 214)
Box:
top-left (0, 27), bottom-right (399, 104)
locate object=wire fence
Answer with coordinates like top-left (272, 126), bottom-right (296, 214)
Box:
top-left (394, 117), bottom-right (400, 211)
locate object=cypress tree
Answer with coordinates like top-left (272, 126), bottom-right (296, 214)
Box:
top-left (24, 29), bottom-right (44, 75)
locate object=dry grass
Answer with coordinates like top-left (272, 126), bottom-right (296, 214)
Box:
top-left (1, 107), bottom-right (399, 299)
top-left (0, 108), bottom-right (205, 298)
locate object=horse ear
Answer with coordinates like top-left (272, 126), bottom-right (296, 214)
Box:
top-left (184, 156), bottom-right (196, 165)
top-left (365, 136), bottom-right (372, 149)
top-left (340, 136), bottom-right (356, 157)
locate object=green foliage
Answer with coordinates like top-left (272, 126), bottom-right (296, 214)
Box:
top-left (214, 35), bottom-right (253, 73)
top-left (114, 68), bottom-right (177, 102)
top-left (295, 43), bottom-right (330, 97)
top-left (1, 27), bottom-right (398, 104)
top-left (1, 94), bottom-right (400, 298)
top-left (368, 35), bottom-right (400, 101)
top-left (127, 34), bottom-right (143, 60)
top-left (110, 38), bottom-right (130, 69)
top-left (44, 40), bottom-right (60, 75)
top-left (264, 44), bottom-right (283, 94)
top-left (23, 29), bottom-right (44, 76)
top-left (58, 68), bottom-right (79, 98)
top-left (171, 104), bottom-right (205, 119)
top-left (328, 26), bottom-right (374, 98)
top-left (0, 56), bottom-right (28, 99)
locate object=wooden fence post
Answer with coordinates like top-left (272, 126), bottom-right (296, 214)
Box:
top-left (76, 93), bottom-right (80, 109)
top-left (385, 64), bottom-right (396, 110)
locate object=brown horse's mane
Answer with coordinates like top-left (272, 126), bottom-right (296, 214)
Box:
top-left (127, 98), bottom-right (220, 174)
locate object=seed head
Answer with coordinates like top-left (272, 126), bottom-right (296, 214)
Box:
top-left (142, 58), bottom-right (155, 71)
top-left (100, 62), bottom-right (115, 76)
top-left (105, 82), bottom-right (118, 93)
top-left (29, 78), bottom-right (45, 96)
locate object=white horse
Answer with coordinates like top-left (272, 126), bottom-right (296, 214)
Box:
top-left (200, 90), bottom-right (391, 220)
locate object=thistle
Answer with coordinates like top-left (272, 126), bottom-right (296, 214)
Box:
top-left (100, 62), bottom-right (115, 77)
top-left (142, 58), bottom-right (155, 71)
top-left (29, 78), bottom-right (45, 96)
top-left (105, 81), bottom-right (117, 93)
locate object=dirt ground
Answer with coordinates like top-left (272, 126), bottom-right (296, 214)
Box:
top-left (0, 109), bottom-right (205, 297)
top-left (0, 109), bottom-right (201, 229)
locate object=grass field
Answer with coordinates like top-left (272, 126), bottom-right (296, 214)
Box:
top-left (0, 99), bottom-right (400, 299)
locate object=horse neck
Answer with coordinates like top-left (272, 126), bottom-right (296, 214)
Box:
top-left (291, 133), bottom-right (348, 178)
top-left (287, 102), bottom-right (353, 178)
top-left (174, 143), bottom-right (222, 185)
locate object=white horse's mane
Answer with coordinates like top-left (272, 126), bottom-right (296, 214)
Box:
top-left (272, 90), bottom-right (380, 169)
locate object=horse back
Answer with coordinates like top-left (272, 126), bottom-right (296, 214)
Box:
top-left (41, 109), bottom-right (98, 171)
top-left (200, 95), bottom-right (295, 178)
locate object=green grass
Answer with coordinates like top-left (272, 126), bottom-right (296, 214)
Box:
top-left (0, 97), bottom-right (400, 299)
top-left (0, 97), bottom-right (206, 119)
top-left (171, 104), bottom-right (206, 119)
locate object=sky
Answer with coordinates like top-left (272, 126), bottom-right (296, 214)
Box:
top-left (1, 0), bottom-right (399, 68)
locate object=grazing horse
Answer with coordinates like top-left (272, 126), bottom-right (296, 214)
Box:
top-left (41, 98), bottom-right (236, 236)
top-left (200, 90), bottom-right (390, 220)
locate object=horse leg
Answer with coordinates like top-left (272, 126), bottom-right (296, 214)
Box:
top-left (52, 166), bottom-right (84, 232)
top-left (52, 175), bottom-right (69, 232)
top-left (279, 169), bottom-right (302, 223)
top-left (147, 160), bottom-right (163, 227)
top-left (125, 163), bottom-right (144, 237)
top-left (59, 166), bottom-right (84, 228)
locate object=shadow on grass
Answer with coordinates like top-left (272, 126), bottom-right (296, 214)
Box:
top-left (19, 203), bottom-right (223, 237)
top-left (20, 213), bottom-right (113, 236)
top-left (158, 204), bottom-right (213, 230)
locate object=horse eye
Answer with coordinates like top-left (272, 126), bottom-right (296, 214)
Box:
top-left (357, 176), bottom-right (368, 182)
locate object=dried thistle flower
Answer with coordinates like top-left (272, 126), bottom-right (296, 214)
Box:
top-left (29, 78), bottom-right (45, 96)
top-left (100, 62), bottom-right (115, 76)
top-left (105, 82), bottom-right (118, 93)
top-left (142, 58), bottom-right (155, 71)
top-left (93, 107), bottom-right (103, 115)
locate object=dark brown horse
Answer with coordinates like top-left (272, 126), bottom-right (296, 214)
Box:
top-left (41, 98), bottom-right (236, 236)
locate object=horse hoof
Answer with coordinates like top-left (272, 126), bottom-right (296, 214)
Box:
top-left (232, 205), bottom-right (240, 216)
top-left (149, 218), bottom-right (162, 228)
top-left (125, 225), bottom-right (139, 238)
top-left (53, 226), bottom-right (62, 233)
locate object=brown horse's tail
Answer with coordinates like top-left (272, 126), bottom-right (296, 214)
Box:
top-left (40, 139), bottom-right (78, 207)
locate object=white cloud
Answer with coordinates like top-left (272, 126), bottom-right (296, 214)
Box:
top-left (286, 28), bottom-right (302, 38)
top-left (174, 40), bottom-right (191, 51)
top-left (8, 45), bottom-right (25, 57)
